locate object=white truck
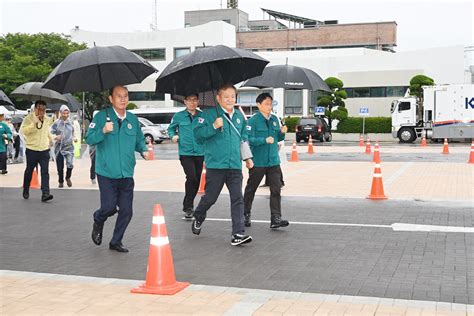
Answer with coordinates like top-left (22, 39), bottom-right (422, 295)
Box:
top-left (391, 84), bottom-right (474, 143)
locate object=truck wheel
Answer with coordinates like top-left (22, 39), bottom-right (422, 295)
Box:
top-left (398, 127), bottom-right (416, 143)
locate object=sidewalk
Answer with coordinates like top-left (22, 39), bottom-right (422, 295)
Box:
top-left (2, 271), bottom-right (472, 315)
top-left (1, 159), bottom-right (472, 203)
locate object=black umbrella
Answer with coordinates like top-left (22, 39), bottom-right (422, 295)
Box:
top-left (0, 90), bottom-right (14, 106)
top-left (242, 64), bottom-right (331, 92)
top-left (47, 94), bottom-right (81, 112)
top-left (156, 45), bottom-right (269, 97)
top-left (42, 45), bottom-right (158, 93)
top-left (11, 82), bottom-right (68, 104)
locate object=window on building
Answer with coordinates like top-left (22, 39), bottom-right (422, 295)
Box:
top-left (353, 88), bottom-right (370, 98)
top-left (345, 88), bottom-right (354, 98)
top-left (386, 86), bottom-right (408, 97)
top-left (131, 49), bottom-right (165, 60)
top-left (174, 47), bottom-right (191, 59)
top-left (284, 90), bottom-right (303, 115)
top-left (308, 90), bottom-right (325, 114)
top-left (222, 19), bottom-right (231, 24)
top-left (370, 87), bottom-right (386, 98)
top-left (128, 91), bottom-right (165, 101)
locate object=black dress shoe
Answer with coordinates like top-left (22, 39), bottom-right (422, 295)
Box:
top-left (109, 243), bottom-right (129, 253)
top-left (41, 194), bottom-right (53, 202)
top-left (91, 221), bottom-right (103, 245)
top-left (22, 190), bottom-right (29, 199)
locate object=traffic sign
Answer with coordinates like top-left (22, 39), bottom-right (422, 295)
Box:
top-left (314, 106), bottom-right (325, 115)
top-left (359, 107), bottom-right (369, 116)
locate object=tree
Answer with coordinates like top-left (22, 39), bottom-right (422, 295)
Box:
top-left (127, 102), bottom-right (138, 110)
top-left (409, 75), bottom-right (434, 99)
top-left (0, 33), bottom-right (86, 108)
top-left (409, 75), bottom-right (434, 122)
top-left (317, 77), bottom-right (348, 129)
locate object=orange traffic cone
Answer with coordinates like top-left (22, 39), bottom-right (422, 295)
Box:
top-left (365, 138), bottom-right (372, 154)
top-left (147, 141), bottom-right (155, 160)
top-left (131, 204), bottom-right (190, 295)
top-left (290, 142), bottom-right (299, 162)
top-left (359, 135), bottom-right (364, 147)
top-left (30, 168), bottom-right (40, 189)
top-left (198, 163), bottom-right (206, 193)
top-left (307, 135), bottom-right (314, 154)
top-left (442, 138), bottom-right (449, 154)
top-left (367, 163), bottom-right (387, 200)
top-left (373, 141), bottom-right (381, 163)
top-left (468, 141), bottom-right (474, 164)
top-left (420, 136), bottom-right (427, 147)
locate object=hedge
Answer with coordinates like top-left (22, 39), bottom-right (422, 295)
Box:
top-left (283, 117), bottom-right (299, 132)
top-left (336, 117), bottom-right (391, 133)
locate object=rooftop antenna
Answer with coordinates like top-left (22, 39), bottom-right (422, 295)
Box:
top-left (151, 0), bottom-right (157, 31)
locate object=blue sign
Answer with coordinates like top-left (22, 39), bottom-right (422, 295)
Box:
top-left (359, 107), bottom-right (369, 116)
top-left (314, 106), bottom-right (325, 115)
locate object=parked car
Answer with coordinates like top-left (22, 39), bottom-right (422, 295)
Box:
top-left (295, 116), bottom-right (332, 142)
top-left (138, 117), bottom-right (166, 144)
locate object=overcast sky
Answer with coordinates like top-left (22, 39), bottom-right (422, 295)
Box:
top-left (1, 0), bottom-right (473, 52)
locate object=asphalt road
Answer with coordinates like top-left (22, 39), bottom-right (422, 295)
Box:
top-left (1, 188), bottom-right (472, 304)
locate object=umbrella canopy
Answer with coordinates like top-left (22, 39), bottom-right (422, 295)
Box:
top-left (241, 64), bottom-right (331, 92)
top-left (0, 89), bottom-right (14, 106)
top-left (11, 82), bottom-right (68, 104)
top-left (47, 93), bottom-right (81, 112)
top-left (42, 45), bottom-right (158, 93)
top-left (156, 45), bottom-right (269, 96)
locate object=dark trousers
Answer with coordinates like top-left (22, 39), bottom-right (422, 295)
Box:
top-left (0, 152), bottom-right (6, 170)
top-left (179, 155), bottom-right (204, 210)
top-left (23, 149), bottom-right (50, 194)
top-left (13, 136), bottom-right (20, 159)
top-left (90, 153), bottom-right (96, 180)
top-left (94, 174), bottom-right (134, 245)
top-left (244, 165), bottom-right (283, 217)
top-left (56, 152), bottom-right (72, 184)
top-left (194, 168), bottom-right (245, 235)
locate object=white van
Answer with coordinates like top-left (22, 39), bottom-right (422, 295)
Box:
top-left (129, 107), bottom-right (186, 139)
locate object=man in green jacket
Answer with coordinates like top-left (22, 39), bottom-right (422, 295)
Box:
top-left (192, 84), bottom-right (254, 246)
top-left (0, 113), bottom-right (12, 175)
top-left (86, 85), bottom-right (149, 253)
top-left (243, 93), bottom-right (289, 229)
top-left (168, 93), bottom-right (205, 219)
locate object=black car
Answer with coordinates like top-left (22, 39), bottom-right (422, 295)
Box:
top-left (295, 116), bottom-right (332, 142)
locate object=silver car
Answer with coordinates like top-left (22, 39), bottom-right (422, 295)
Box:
top-left (138, 117), bottom-right (166, 144)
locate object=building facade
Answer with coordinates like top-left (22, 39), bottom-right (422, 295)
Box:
top-left (70, 22), bottom-right (469, 118)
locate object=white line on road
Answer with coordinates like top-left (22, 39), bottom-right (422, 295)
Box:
top-left (384, 161), bottom-right (414, 186)
top-left (205, 218), bottom-right (474, 233)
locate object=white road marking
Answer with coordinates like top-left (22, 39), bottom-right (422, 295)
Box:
top-left (205, 218), bottom-right (473, 233)
top-left (385, 161), bottom-right (413, 186)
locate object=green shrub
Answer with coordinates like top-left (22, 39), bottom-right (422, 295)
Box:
top-left (283, 116), bottom-right (299, 132)
top-left (336, 117), bottom-right (391, 133)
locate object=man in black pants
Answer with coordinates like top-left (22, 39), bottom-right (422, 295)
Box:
top-left (244, 93), bottom-right (289, 229)
top-left (168, 94), bottom-right (205, 219)
top-left (19, 101), bottom-right (54, 201)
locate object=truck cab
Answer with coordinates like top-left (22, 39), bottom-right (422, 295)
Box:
top-left (391, 97), bottom-right (419, 143)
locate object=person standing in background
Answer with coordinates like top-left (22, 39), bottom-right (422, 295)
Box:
top-left (0, 113), bottom-right (12, 174)
top-left (51, 105), bottom-right (75, 188)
